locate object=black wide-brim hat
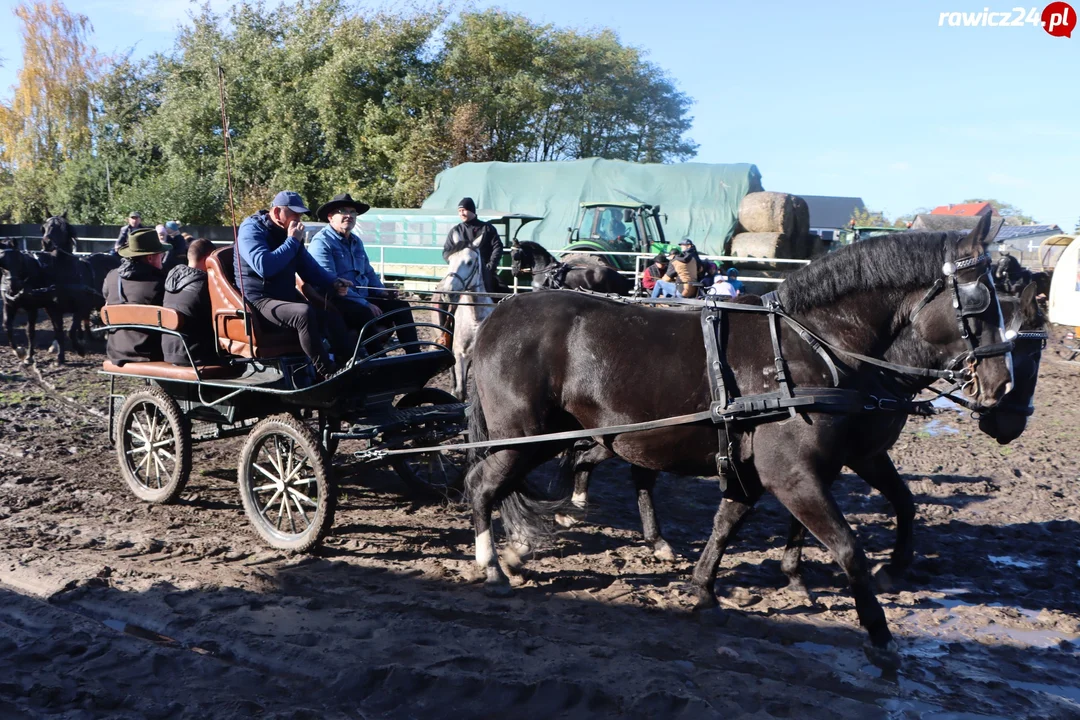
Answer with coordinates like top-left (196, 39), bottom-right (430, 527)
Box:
top-left (316, 193), bottom-right (371, 222)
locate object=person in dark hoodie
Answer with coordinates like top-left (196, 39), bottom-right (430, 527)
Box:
top-left (102, 227), bottom-right (167, 364)
top-left (441, 197), bottom-right (507, 294)
top-left (163, 238), bottom-right (216, 366)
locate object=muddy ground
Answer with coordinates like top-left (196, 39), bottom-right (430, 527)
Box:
top-left (0, 319), bottom-right (1079, 719)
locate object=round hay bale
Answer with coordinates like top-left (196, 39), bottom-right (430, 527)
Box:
top-left (729, 232), bottom-right (789, 259)
top-left (738, 192), bottom-right (796, 235)
top-left (791, 195), bottom-right (810, 239)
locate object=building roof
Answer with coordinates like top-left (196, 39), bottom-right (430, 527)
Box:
top-left (800, 195), bottom-right (866, 230)
top-left (993, 224), bottom-right (1062, 241)
top-left (930, 202), bottom-right (995, 217)
top-left (911, 214), bottom-right (1005, 238)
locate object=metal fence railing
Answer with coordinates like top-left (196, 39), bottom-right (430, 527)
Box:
top-left (5, 231), bottom-right (813, 296)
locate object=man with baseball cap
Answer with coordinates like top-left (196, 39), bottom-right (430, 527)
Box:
top-left (114, 211), bottom-right (143, 253)
top-left (102, 228), bottom-right (168, 364)
top-left (235, 190), bottom-right (354, 378)
top-left (309, 193), bottom-right (420, 354)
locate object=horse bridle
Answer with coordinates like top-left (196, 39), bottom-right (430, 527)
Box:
top-left (907, 245), bottom-right (1014, 393)
top-left (443, 255), bottom-right (481, 292)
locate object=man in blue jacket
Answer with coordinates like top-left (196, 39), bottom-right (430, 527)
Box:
top-left (235, 190), bottom-right (353, 377)
top-left (309, 193), bottom-right (420, 354)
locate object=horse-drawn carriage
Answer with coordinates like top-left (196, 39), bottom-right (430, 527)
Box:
top-left (98, 246), bottom-right (467, 552)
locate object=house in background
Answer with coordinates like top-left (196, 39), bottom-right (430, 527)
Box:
top-left (800, 195), bottom-right (866, 241)
top-left (994, 224), bottom-right (1064, 254)
top-left (930, 201), bottom-right (997, 217)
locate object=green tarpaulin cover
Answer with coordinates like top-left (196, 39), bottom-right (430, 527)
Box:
top-left (421, 158), bottom-right (764, 255)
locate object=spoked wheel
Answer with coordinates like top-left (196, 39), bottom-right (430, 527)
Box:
top-left (238, 414), bottom-right (335, 552)
top-left (389, 388), bottom-right (468, 499)
top-left (115, 387), bottom-right (192, 503)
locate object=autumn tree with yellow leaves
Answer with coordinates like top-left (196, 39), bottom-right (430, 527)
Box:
top-left (0, 1), bottom-right (100, 220)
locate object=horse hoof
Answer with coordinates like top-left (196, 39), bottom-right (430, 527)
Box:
top-left (873, 563), bottom-right (896, 593)
top-left (863, 640), bottom-right (902, 672)
top-left (483, 581), bottom-right (514, 598)
top-left (782, 578), bottom-right (817, 605)
top-left (690, 588), bottom-right (719, 612)
top-left (652, 541), bottom-right (677, 563)
top-left (554, 513), bottom-right (578, 528)
top-left (503, 544), bottom-right (531, 574)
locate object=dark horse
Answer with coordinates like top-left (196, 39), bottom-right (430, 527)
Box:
top-left (510, 240), bottom-right (632, 295)
top-left (0, 215), bottom-right (114, 363)
top-left (777, 280), bottom-right (1047, 600)
top-left (556, 280), bottom-right (1048, 587)
top-left (463, 217), bottom-right (1012, 670)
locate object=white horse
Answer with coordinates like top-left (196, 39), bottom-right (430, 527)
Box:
top-left (436, 247), bottom-right (495, 400)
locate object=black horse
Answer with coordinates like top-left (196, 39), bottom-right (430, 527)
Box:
top-left (464, 217), bottom-right (1012, 670)
top-left (777, 281), bottom-right (1047, 599)
top-left (0, 246), bottom-right (78, 364)
top-left (557, 280), bottom-right (1047, 583)
top-left (0, 216), bottom-right (113, 363)
top-left (510, 240), bottom-right (632, 294)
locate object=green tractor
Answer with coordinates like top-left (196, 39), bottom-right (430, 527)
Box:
top-left (838, 224), bottom-right (908, 245)
top-left (561, 202), bottom-right (670, 271)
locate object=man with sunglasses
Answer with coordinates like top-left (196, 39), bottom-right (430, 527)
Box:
top-left (309, 193), bottom-right (420, 354)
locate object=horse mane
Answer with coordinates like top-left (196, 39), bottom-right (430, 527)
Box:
top-left (516, 241), bottom-right (555, 264)
top-left (778, 231), bottom-right (951, 313)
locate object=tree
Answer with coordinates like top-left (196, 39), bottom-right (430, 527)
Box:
top-left (963, 198), bottom-right (1035, 224)
top-left (0, 1), bottom-right (102, 221)
top-left (0, 1), bottom-right (99, 172)
top-left (437, 10), bottom-right (697, 164)
top-left (851, 208), bottom-right (891, 227)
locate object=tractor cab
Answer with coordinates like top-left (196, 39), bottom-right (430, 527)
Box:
top-left (563, 202), bottom-right (669, 271)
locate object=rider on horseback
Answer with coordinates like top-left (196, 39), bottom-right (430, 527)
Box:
top-left (442, 198), bottom-right (507, 294)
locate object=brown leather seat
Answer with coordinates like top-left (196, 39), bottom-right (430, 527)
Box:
top-left (102, 360), bottom-right (239, 381)
top-left (206, 246), bottom-right (304, 359)
top-left (101, 304), bottom-right (184, 330)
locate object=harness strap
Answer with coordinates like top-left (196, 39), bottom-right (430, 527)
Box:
top-left (357, 409), bottom-right (717, 460)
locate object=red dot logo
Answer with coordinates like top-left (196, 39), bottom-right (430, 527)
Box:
top-left (1042, 1), bottom-right (1076, 36)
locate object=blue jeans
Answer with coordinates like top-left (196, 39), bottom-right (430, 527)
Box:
top-left (651, 280), bottom-right (678, 298)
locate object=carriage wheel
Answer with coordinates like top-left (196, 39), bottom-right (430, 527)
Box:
top-left (390, 388), bottom-right (467, 497)
top-left (115, 387), bottom-right (192, 504)
top-left (238, 414), bottom-right (335, 552)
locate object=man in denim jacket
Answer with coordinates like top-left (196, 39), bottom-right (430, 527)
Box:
top-left (309, 193), bottom-right (420, 354)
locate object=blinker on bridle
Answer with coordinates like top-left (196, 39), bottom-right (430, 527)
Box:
top-left (908, 247), bottom-right (1014, 400)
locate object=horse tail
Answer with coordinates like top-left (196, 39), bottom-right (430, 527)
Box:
top-left (466, 379), bottom-right (489, 468)
top-left (497, 449), bottom-right (580, 549)
top-left (465, 375), bottom-right (580, 549)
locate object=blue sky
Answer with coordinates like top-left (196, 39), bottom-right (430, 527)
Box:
top-left (1, 0), bottom-right (1076, 228)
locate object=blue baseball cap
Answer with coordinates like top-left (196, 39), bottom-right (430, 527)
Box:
top-left (272, 190), bottom-right (310, 214)
top-left (165, 220), bottom-right (180, 232)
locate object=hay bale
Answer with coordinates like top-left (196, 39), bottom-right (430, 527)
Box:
top-left (729, 232), bottom-right (789, 258)
top-left (791, 195), bottom-right (810, 239)
top-left (738, 192), bottom-right (796, 235)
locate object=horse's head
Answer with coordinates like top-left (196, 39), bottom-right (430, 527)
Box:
top-left (979, 282), bottom-right (1046, 443)
top-left (908, 215), bottom-right (1014, 410)
top-left (510, 240), bottom-right (530, 278)
top-left (438, 246), bottom-right (484, 298)
top-left (41, 213), bottom-right (76, 254)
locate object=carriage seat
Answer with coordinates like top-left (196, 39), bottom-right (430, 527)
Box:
top-left (99, 304), bottom-right (238, 380)
top-left (101, 360), bottom-right (238, 381)
top-left (206, 246), bottom-right (304, 359)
